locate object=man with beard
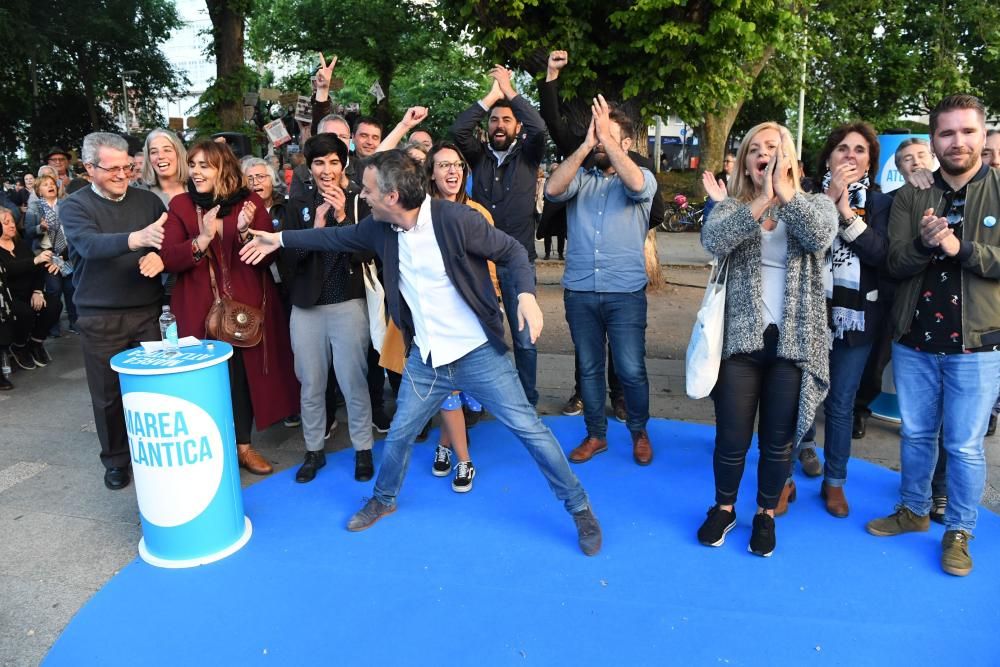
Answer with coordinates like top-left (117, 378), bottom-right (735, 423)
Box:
top-left (866, 95), bottom-right (1000, 578)
top-left (545, 95), bottom-right (656, 467)
top-left (451, 66), bottom-right (547, 407)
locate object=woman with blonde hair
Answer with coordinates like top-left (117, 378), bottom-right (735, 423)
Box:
top-left (142, 129), bottom-right (189, 205)
top-left (696, 122), bottom-right (837, 556)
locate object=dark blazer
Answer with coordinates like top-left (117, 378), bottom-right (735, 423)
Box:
top-left (280, 182), bottom-right (372, 308)
top-left (450, 95), bottom-right (547, 260)
top-left (282, 198), bottom-right (534, 356)
top-left (537, 78), bottom-right (666, 230)
top-left (840, 188), bottom-right (892, 347)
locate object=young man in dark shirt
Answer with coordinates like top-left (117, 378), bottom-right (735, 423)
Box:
top-left (867, 95), bottom-right (1000, 577)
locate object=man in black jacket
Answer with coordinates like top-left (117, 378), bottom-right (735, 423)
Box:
top-left (241, 151), bottom-right (602, 556)
top-left (451, 66), bottom-right (547, 406)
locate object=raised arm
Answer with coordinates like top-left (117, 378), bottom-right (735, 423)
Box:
top-left (376, 107), bottom-right (429, 153)
top-left (538, 51), bottom-right (581, 158)
top-left (310, 52), bottom-right (337, 136)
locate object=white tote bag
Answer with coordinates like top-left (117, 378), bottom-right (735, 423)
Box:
top-left (685, 257), bottom-right (729, 399)
top-left (353, 196), bottom-right (387, 352)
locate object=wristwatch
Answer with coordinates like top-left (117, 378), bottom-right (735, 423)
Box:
top-left (191, 239), bottom-right (206, 262)
top-left (840, 213), bottom-right (861, 228)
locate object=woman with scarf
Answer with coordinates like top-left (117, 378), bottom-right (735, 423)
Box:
top-left (160, 140), bottom-right (298, 476)
top-left (801, 122), bottom-right (891, 518)
top-left (697, 122), bottom-right (837, 557)
top-left (27, 174), bottom-right (76, 335)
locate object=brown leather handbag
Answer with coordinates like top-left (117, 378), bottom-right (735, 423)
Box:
top-left (204, 247), bottom-right (266, 348)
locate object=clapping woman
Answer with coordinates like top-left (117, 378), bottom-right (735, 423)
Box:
top-left (696, 122), bottom-right (837, 557)
top-left (160, 140), bottom-right (298, 475)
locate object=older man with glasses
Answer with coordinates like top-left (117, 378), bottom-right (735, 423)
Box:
top-left (60, 132), bottom-right (170, 492)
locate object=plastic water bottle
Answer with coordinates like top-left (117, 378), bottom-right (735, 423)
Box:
top-left (1, 350), bottom-right (11, 378)
top-left (159, 305), bottom-right (179, 355)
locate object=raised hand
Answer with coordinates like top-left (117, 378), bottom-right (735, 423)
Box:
top-left (322, 187), bottom-right (347, 222)
top-left (490, 65), bottom-right (517, 98)
top-left (401, 106), bottom-right (429, 129)
top-left (772, 150), bottom-right (795, 204)
top-left (315, 52), bottom-right (338, 98)
top-left (702, 171), bottom-right (727, 202)
top-left (516, 293), bottom-right (544, 344)
top-left (547, 50), bottom-right (568, 80)
top-left (591, 94), bottom-right (612, 145)
top-left (826, 162), bottom-right (858, 205)
top-left (199, 205), bottom-right (221, 241)
top-left (239, 229), bottom-right (282, 265)
top-left (138, 252), bottom-right (165, 278)
top-left (919, 208), bottom-right (949, 248)
top-left (129, 212), bottom-right (167, 250)
top-left (237, 200), bottom-right (256, 234)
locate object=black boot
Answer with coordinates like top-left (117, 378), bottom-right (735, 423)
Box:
top-left (852, 413), bottom-right (867, 439)
top-left (355, 449), bottom-right (374, 482)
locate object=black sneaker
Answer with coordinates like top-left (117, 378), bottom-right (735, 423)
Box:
top-left (452, 460), bottom-right (475, 493)
top-left (432, 445), bottom-right (452, 477)
top-left (283, 414), bottom-right (302, 428)
top-left (10, 344), bottom-right (35, 371)
top-left (929, 495), bottom-right (948, 525)
top-left (372, 408), bottom-right (391, 434)
top-left (697, 505), bottom-right (736, 547)
top-left (29, 341), bottom-right (52, 367)
top-left (324, 418), bottom-right (338, 440)
top-left (748, 512), bottom-right (776, 557)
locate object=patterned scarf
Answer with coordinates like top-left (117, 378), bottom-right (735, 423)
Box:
top-left (38, 200), bottom-right (73, 274)
top-left (821, 171), bottom-right (868, 340)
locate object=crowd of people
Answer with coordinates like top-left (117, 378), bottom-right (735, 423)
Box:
top-left (1, 50), bottom-right (998, 574)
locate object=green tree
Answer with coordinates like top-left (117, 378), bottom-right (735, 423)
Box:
top-left (198, 0), bottom-right (256, 133)
top-left (0, 0), bottom-right (185, 171)
top-left (248, 0), bottom-right (453, 126)
top-left (437, 0), bottom-right (805, 174)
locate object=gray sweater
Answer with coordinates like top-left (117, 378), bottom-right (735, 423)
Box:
top-left (60, 186), bottom-right (166, 315)
top-left (701, 192), bottom-right (838, 442)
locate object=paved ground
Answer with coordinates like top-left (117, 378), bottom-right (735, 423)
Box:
top-left (2, 230), bottom-right (998, 666)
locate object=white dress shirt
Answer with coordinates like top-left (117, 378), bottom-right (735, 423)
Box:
top-left (396, 197), bottom-right (488, 367)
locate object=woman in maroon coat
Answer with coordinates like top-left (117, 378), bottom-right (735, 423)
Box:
top-left (161, 140), bottom-right (298, 475)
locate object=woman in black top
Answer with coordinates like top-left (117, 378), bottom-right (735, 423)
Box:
top-left (0, 208), bottom-right (60, 372)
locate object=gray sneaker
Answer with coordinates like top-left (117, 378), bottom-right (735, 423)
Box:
top-left (346, 497), bottom-right (397, 532)
top-left (866, 505), bottom-right (930, 536)
top-left (941, 530), bottom-right (973, 576)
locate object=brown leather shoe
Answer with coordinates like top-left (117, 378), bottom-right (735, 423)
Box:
top-left (632, 430), bottom-right (653, 466)
top-left (821, 482), bottom-right (849, 518)
top-left (569, 436), bottom-right (608, 463)
top-left (775, 480), bottom-right (796, 517)
top-left (237, 444), bottom-right (273, 475)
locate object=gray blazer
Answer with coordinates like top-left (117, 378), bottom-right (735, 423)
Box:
top-left (701, 192), bottom-right (838, 443)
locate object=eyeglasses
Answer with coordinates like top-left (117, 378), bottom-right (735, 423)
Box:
top-left (91, 163), bottom-right (136, 176)
top-left (246, 174), bottom-right (271, 184)
top-left (435, 161), bottom-right (464, 172)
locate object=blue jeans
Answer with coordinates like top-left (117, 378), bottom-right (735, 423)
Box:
top-left (497, 264), bottom-right (538, 406)
top-left (564, 289), bottom-right (649, 438)
top-left (822, 339), bottom-right (873, 486)
top-left (893, 343), bottom-right (1000, 533)
top-left (372, 343), bottom-right (589, 513)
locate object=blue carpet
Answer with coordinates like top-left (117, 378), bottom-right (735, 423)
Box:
top-left (45, 417), bottom-right (1000, 666)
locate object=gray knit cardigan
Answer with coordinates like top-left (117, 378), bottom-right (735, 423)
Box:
top-left (700, 193), bottom-right (838, 443)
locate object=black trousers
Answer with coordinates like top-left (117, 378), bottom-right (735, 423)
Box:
top-left (711, 325), bottom-right (801, 510)
top-left (228, 348), bottom-right (254, 443)
top-left (9, 296), bottom-right (61, 344)
top-left (76, 306), bottom-right (161, 469)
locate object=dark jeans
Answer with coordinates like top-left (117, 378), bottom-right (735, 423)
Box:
top-left (228, 348), bottom-right (254, 443)
top-left (711, 324), bottom-right (801, 510)
top-left (854, 317), bottom-right (893, 416)
top-left (76, 306), bottom-right (161, 469)
top-left (573, 344), bottom-right (624, 403)
top-left (564, 288), bottom-right (649, 438)
top-left (44, 272), bottom-right (77, 328)
top-left (822, 339), bottom-right (873, 485)
top-left (498, 263), bottom-right (538, 406)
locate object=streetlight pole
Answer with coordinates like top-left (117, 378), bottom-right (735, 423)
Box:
top-left (121, 69), bottom-right (139, 131)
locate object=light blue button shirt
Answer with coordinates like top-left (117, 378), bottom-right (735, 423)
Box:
top-left (548, 166), bottom-right (655, 292)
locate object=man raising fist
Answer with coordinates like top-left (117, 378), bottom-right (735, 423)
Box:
top-left (61, 132), bottom-right (169, 492)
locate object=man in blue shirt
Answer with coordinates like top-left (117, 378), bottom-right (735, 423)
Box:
top-left (546, 95), bottom-right (656, 466)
